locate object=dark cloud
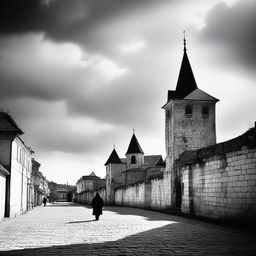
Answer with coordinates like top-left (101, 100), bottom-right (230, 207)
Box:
top-left (0, 30), bottom-right (170, 129)
top-left (0, 0), bottom-right (169, 46)
top-left (200, 0), bottom-right (256, 70)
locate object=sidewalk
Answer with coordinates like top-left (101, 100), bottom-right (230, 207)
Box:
top-left (0, 202), bottom-right (255, 255)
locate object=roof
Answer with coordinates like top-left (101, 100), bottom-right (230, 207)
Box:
top-left (0, 112), bottom-right (23, 135)
top-left (172, 50), bottom-right (198, 100)
top-left (0, 163), bottom-right (10, 176)
top-left (105, 148), bottom-right (122, 165)
top-left (126, 133), bottom-right (144, 155)
top-left (89, 171), bottom-right (97, 177)
top-left (144, 155), bottom-right (165, 167)
top-left (76, 172), bottom-right (101, 184)
top-left (164, 42), bottom-right (219, 107)
top-left (184, 88), bottom-right (219, 102)
top-left (32, 159), bottom-right (41, 167)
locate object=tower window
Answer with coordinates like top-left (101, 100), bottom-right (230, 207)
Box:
top-left (202, 106), bottom-right (209, 118)
top-left (185, 105), bottom-right (192, 116)
top-left (131, 155), bottom-right (136, 164)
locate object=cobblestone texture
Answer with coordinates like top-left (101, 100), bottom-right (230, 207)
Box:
top-left (0, 202), bottom-right (255, 255)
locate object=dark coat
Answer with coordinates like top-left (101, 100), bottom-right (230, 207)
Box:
top-left (91, 193), bottom-right (103, 216)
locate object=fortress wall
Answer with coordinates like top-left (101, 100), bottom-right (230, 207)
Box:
top-left (150, 172), bottom-right (172, 209)
top-left (180, 128), bottom-right (256, 221)
top-left (76, 187), bottom-right (106, 205)
top-left (115, 182), bottom-right (151, 208)
top-left (114, 172), bottom-right (172, 209)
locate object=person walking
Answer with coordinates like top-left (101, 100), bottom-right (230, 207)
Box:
top-left (43, 197), bottom-right (47, 206)
top-left (91, 193), bottom-right (103, 221)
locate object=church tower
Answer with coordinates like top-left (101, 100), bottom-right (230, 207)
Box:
top-left (125, 131), bottom-right (144, 169)
top-left (162, 38), bottom-right (219, 205)
top-left (105, 148), bottom-right (126, 203)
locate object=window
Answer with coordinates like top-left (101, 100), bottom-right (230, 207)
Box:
top-left (202, 106), bottom-right (209, 118)
top-left (131, 155), bottom-right (136, 164)
top-left (185, 105), bottom-right (192, 116)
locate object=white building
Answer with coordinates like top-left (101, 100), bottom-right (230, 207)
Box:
top-left (0, 112), bottom-right (34, 218)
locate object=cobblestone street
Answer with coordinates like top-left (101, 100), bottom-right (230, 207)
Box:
top-left (0, 202), bottom-right (255, 255)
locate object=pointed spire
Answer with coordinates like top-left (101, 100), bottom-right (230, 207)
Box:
top-left (183, 30), bottom-right (187, 52)
top-left (105, 148), bottom-right (122, 165)
top-left (126, 132), bottom-right (144, 155)
top-left (175, 34), bottom-right (198, 98)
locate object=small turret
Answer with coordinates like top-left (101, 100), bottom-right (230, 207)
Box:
top-left (126, 131), bottom-right (144, 168)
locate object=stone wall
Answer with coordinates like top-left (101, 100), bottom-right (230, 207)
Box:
top-left (115, 182), bottom-right (151, 208)
top-left (150, 172), bottom-right (172, 209)
top-left (180, 127), bottom-right (256, 221)
top-left (76, 187), bottom-right (106, 205)
top-left (115, 172), bottom-right (172, 209)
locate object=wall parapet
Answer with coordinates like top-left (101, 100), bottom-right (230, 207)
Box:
top-left (179, 127), bottom-right (256, 167)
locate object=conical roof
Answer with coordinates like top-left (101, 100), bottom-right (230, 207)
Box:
top-left (126, 133), bottom-right (144, 155)
top-left (175, 49), bottom-right (197, 99)
top-left (105, 148), bottom-right (122, 165)
top-left (166, 40), bottom-right (198, 102)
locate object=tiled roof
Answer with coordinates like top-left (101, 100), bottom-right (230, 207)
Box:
top-left (126, 133), bottom-right (144, 154)
top-left (76, 173), bottom-right (101, 184)
top-left (0, 112), bottom-right (23, 134)
top-left (144, 155), bottom-right (164, 167)
top-left (105, 149), bottom-right (122, 165)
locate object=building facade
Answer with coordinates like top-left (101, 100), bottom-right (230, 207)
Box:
top-left (0, 164), bottom-right (9, 220)
top-left (0, 111), bottom-right (49, 220)
top-left (0, 112), bottom-right (34, 218)
top-left (32, 159), bottom-right (50, 207)
top-left (104, 132), bottom-right (165, 204)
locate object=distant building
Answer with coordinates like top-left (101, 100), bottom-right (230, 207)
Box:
top-left (48, 182), bottom-right (76, 202)
top-left (31, 159), bottom-right (50, 206)
top-left (76, 172), bottom-right (105, 194)
top-left (104, 132), bottom-right (165, 203)
top-left (48, 181), bottom-right (58, 202)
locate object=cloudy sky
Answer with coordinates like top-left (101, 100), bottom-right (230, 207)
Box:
top-left (0, 0), bottom-right (255, 184)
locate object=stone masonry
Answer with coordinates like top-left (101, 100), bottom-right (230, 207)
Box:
top-left (180, 127), bottom-right (256, 220)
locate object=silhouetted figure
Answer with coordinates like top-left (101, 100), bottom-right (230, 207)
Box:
top-left (91, 193), bottom-right (103, 221)
top-left (43, 197), bottom-right (47, 207)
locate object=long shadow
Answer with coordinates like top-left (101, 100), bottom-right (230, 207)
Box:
top-left (46, 202), bottom-right (85, 207)
top-left (45, 203), bottom-right (256, 231)
top-left (66, 220), bottom-right (96, 224)
top-left (1, 221), bottom-right (256, 256)
top-left (104, 205), bottom-right (178, 222)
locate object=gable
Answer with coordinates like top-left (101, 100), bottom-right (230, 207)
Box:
top-left (184, 88), bottom-right (219, 102)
